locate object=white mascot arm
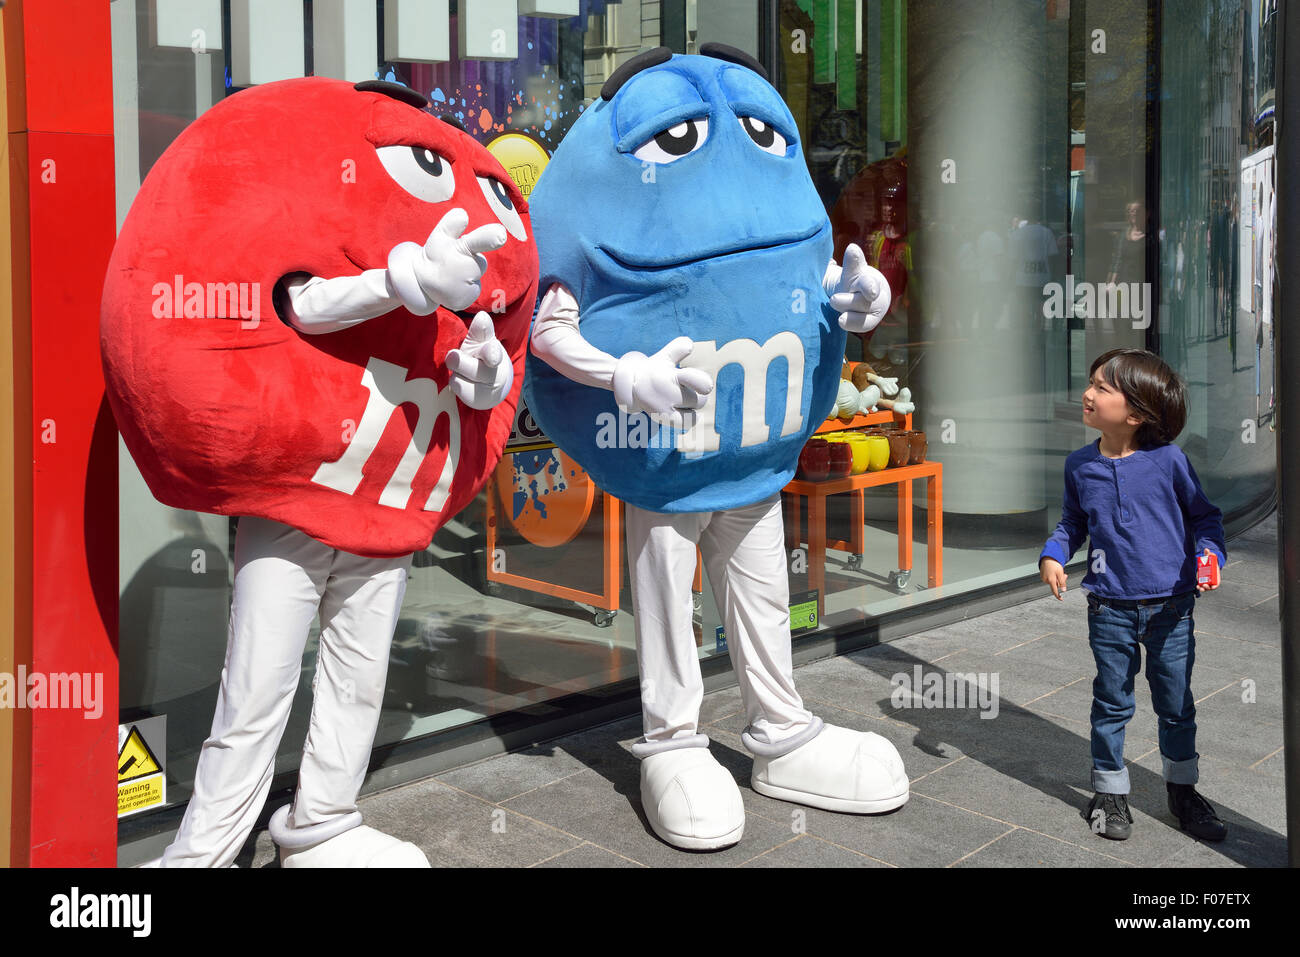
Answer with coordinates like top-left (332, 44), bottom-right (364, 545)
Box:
top-left (823, 243), bottom-right (891, 333)
top-left (531, 283), bottom-right (713, 431)
top-left (279, 208), bottom-right (513, 410)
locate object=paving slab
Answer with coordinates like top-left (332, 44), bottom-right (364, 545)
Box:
top-left (745, 789), bottom-right (1011, 869)
top-left (739, 834), bottom-right (892, 868)
top-left (533, 842), bottom-right (644, 868)
top-left (950, 826), bottom-right (1133, 868)
top-left (435, 745), bottom-right (590, 804)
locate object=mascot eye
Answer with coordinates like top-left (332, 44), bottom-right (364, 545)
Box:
top-left (478, 176), bottom-right (527, 241)
top-left (739, 116), bottom-right (788, 156)
top-left (632, 118), bottom-right (709, 164)
top-left (376, 145), bottom-right (456, 203)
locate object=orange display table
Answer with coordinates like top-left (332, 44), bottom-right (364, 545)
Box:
top-left (485, 473), bottom-right (624, 626)
top-left (784, 411), bottom-right (943, 614)
top-left (485, 373), bottom-right (935, 625)
top-left (485, 456), bottom-right (703, 628)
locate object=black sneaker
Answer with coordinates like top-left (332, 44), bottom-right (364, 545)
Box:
top-left (1083, 792), bottom-right (1133, 840)
top-left (1167, 783), bottom-right (1227, 841)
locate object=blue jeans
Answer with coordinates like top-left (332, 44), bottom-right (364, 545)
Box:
top-left (1086, 591), bottom-right (1200, 794)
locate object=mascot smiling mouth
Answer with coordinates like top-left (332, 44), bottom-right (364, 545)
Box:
top-left (598, 221), bottom-right (827, 272)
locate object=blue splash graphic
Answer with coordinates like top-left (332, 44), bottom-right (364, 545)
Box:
top-left (508, 450), bottom-right (569, 521)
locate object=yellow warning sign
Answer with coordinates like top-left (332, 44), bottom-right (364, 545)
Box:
top-left (118, 726), bottom-right (161, 782)
top-left (118, 776), bottom-right (165, 816)
top-left (117, 722), bottom-right (165, 817)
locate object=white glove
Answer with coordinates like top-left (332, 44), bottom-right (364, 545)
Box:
top-left (611, 336), bottom-right (714, 431)
top-left (387, 208), bottom-right (508, 315)
top-left (446, 312), bottom-right (514, 410)
top-left (858, 384), bottom-right (881, 412)
top-left (870, 373), bottom-right (899, 397)
top-left (830, 244), bottom-right (891, 333)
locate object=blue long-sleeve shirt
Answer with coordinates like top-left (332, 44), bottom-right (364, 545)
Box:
top-left (1039, 439), bottom-right (1227, 599)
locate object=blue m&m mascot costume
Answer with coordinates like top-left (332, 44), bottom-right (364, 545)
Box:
top-left (524, 45), bottom-right (908, 850)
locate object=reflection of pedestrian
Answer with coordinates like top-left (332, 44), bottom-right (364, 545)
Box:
top-left (1209, 199), bottom-right (1229, 337)
top-left (1008, 212), bottom-right (1058, 331)
top-left (1104, 201), bottom-right (1146, 334)
top-left (1106, 201), bottom-right (1146, 287)
top-left (1228, 194), bottom-right (1240, 352)
top-left (966, 224), bottom-right (1007, 330)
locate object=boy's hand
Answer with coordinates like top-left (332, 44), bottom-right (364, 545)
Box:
top-left (1196, 547), bottom-right (1221, 593)
top-left (1040, 558), bottom-right (1067, 600)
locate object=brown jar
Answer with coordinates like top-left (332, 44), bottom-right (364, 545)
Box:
top-left (886, 430), bottom-right (910, 467)
top-left (908, 430), bottom-right (928, 463)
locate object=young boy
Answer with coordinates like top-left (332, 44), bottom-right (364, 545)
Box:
top-left (1039, 349), bottom-right (1227, 842)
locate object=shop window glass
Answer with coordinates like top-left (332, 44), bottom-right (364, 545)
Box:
top-left (111, 0), bottom-right (1276, 831)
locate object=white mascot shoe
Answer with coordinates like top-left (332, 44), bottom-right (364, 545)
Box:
top-left (269, 805), bottom-right (430, 868)
top-left (751, 724), bottom-right (909, 814)
top-left (640, 749), bottom-right (745, 851)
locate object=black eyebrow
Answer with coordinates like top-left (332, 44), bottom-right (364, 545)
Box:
top-left (600, 46), bottom-right (673, 101)
top-left (699, 42), bottom-right (769, 81)
top-left (439, 113), bottom-right (467, 132)
top-left (354, 80), bottom-right (430, 110)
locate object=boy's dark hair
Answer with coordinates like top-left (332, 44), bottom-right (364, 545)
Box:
top-left (1089, 349), bottom-right (1187, 446)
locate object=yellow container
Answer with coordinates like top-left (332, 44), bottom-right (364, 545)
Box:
top-left (843, 432), bottom-right (871, 474)
top-left (863, 435), bottom-right (890, 471)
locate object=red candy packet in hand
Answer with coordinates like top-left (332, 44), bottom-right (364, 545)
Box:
top-left (1196, 552), bottom-right (1220, 588)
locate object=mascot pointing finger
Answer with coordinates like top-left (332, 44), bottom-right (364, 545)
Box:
top-left (102, 78), bottom-right (538, 866)
top-left (523, 45), bottom-right (908, 850)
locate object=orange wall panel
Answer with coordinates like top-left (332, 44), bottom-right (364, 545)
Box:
top-left (23, 129), bottom-right (120, 866)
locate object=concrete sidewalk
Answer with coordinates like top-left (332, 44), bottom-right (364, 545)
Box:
top-left (248, 511), bottom-right (1287, 868)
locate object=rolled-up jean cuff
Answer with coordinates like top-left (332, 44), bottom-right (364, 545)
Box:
top-left (1162, 753), bottom-right (1199, 785)
top-left (741, 715), bottom-right (825, 758)
top-left (1091, 765), bottom-right (1130, 794)
top-left (630, 733), bottom-right (711, 760)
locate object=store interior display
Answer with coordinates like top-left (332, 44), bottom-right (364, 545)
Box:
top-left (790, 358), bottom-right (942, 608)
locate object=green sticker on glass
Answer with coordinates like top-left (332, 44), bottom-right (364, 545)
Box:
top-left (789, 590), bottom-right (819, 634)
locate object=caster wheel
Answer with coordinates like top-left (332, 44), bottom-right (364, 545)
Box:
top-left (845, 554), bottom-right (863, 571)
top-left (594, 610), bottom-right (617, 628)
top-left (889, 569), bottom-right (912, 593)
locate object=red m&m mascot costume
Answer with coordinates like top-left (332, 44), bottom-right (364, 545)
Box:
top-left (101, 79), bottom-right (538, 867)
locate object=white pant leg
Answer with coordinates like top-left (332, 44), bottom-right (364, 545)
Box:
top-left (288, 549), bottom-right (411, 829)
top-left (162, 517), bottom-right (329, 867)
top-left (699, 496), bottom-right (819, 756)
top-left (625, 503), bottom-right (711, 759)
